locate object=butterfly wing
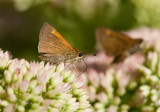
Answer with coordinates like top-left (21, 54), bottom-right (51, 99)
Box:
top-left (38, 22), bottom-right (77, 54)
top-left (96, 28), bottom-right (130, 56)
top-left (38, 23), bottom-right (79, 64)
top-left (96, 27), bottom-right (143, 63)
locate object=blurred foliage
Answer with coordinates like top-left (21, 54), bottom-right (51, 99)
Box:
top-left (0, 0), bottom-right (160, 61)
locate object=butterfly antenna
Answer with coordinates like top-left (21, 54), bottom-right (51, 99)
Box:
top-left (76, 58), bottom-right (88, 78)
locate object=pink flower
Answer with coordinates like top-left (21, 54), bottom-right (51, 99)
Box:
top-left (87, 69), bottom-right (100, 87)
top-left (126, 27), bottom-right (160, 49)
top-left (97, 92), bottom-right (108, 103)
top-left (3, 104), bottom-right (15, 112)
top-left (19, 80), bottom-right (29, 92)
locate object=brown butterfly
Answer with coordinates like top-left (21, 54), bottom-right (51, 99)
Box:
top-left (96, 27), bottom-right (143, 63)
top-left (38, 22), bottom-right (83, 64)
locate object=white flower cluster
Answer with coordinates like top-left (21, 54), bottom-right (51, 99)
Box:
top-left (0, 49), bottom-right (92, 112)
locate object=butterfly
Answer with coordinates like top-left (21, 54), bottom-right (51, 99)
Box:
top-left (96, 27), bottom-right (143, 63)
top-left (38, 22), bottom-right (83, 64)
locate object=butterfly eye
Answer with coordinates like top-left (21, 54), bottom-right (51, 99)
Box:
top-left (79, 52), bottom-right (83, 57)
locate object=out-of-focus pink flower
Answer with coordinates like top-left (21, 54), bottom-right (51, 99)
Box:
top-left (97, 92), bottom-right (108, 103)
top-left (126, 27), bottom-right (160, 50)
top-left (87, 69), bottom-right (100, 87)
top-left (107, 105), bottom-right (117, 112)
top-left (3, 104), bottom-right (15, 112)
top-left (77, 51), bottom-right (112, 73)
top-left (117, 53), bottom-right (145, 73)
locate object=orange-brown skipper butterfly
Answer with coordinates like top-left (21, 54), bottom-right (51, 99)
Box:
top-left (96, 28), bottom-right (143, 63)
top-left (38, 22), bottom-right (83, 64)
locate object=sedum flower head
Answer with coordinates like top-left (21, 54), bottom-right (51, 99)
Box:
top-left (0, 49), bottom-right (92, 112)
top-left (136, 51), bottom-right (160, 112)
top-left (82, 54), bottom-right (144, 112)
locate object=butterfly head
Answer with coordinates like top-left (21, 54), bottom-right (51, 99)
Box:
top-left (78, 52), bottom-right (83, 57)
top-left (128, 38), bottom-right (143, 54)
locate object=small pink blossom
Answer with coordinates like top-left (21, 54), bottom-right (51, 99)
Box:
top-left (3, 104), bottom-right (15, 112)
top-left (42, 99), bottom-right (51, 107)
top-left (19, 80), bottom-right (29, 92)
top-left (87, 69), bottom-right (100, 87)
top-left (34, 84), bottom-right (43, 94)
top-left (72, 76), bottom-right (85, 89)
top-left (97, 92), bottom-right (108, 103)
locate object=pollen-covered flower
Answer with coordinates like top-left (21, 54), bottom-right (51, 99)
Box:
top-left (0, 49), bottom-right (92, 112)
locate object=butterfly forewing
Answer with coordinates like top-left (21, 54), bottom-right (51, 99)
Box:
top-left (96, 28), bottom-right (130, 56)
top-left (38, 23), bottom-right (76, 54)
top-left (38, 23), bottom-right (80, 64)
top-left (96, 27), bottom-right (143, 63)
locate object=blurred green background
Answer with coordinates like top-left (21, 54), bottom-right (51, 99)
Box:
top-left (0, 0), bottom-right (160, 61)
